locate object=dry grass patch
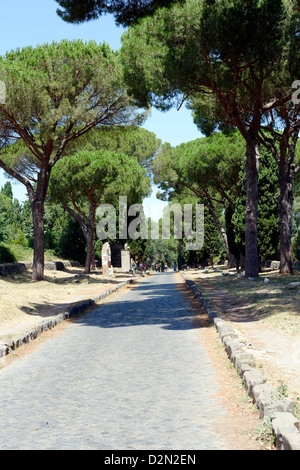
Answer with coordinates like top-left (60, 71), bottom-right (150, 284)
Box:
top-left (186, 267), bottom-right (300, 332)
top-left (0, 267), bottom-right (134, 338)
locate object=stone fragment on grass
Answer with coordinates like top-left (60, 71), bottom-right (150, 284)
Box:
top-left (286, 282), bottom-right (300, 289)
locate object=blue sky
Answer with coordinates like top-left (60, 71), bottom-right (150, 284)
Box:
top-left (0, 0), bottom-right (202, 219)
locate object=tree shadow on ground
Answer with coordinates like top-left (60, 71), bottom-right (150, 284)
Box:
top-left (193, 276), bottom-right (300, 323)
top-left (1, 268), bottom-right (133, 286)
top-left (19, 273), bottom-right (212, 331)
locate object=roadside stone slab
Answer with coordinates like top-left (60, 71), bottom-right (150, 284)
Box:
top-left (243, 367), bottom-right (267, 399)
top-left (222, 336), bottom-right (245, 359)
top-left (0, 263), bottom-right (27, 277)
top-left (214, 318), bottom-right (240, 341)
top-left (271, 412), bottom-right (300, 450)
top-left (0, 341), bottom-right (9, 358)
top-left (232, 350), bottom-right (257, 376)
top-left (286, 282), bottom-right (300, 290)
top-left (0, 260), bottom-right (82, 277)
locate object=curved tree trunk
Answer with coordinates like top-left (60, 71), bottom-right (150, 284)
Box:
top-left (278, 172), bottom-right (294, 274)
top-left (62, 202), bottom-right (97, 274)
top-left (84, 202), bottom-right (96, 274)
top-left (84, 228), bottom-right (94, 274)
top-left (29, 167), bottom-right (51, 281)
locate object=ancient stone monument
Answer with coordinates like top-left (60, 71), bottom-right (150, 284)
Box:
top-left (102, 242), bottom-right (113, 277)
top-left (121, 249), bottom-right (131, 273)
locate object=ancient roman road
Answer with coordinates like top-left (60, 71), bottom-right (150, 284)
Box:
top-left (0, 272), bottom-right (232, 450)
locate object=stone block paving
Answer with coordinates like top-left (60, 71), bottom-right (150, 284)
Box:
top-left (0, 272), bottom-right (231, 450)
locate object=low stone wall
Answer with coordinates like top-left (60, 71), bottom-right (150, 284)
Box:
top-left (0, 263), bottom-right (27, 276)
top-left (180, 271), bottom-right (300, 451)
top-left (0, 260), bottom-right (81, 277)
top-left (262, 260), bottom-right (300, 271)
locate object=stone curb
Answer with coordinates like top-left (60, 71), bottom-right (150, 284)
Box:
top-left (0, 260), bottom-right (82, 277)
top-left (0, 274), bottom-right (145, 360)
top-left (180, 271), bottom-right (300, 451)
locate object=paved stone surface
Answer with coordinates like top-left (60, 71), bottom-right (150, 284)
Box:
top-left (0, 272), bottom-right (231, 450)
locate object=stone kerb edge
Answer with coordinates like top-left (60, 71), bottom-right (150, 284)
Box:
top-left (0, 275), bottom-right (144, 361)
top-left (180, 270), bottom-right (300, 450)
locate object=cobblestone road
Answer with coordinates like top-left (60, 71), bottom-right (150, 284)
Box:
top-left (0, 272), bottom-right (231, 450)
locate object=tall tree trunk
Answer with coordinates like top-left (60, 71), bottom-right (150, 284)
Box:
top-left (62, 202), bottom-right (96, 274)
top-left (29, 168), bottom-right (51, 281)
top-left (245, 137), bottom-right (260, 278)
top-left (278, 170), bottom-right (294, 274)
top-left (84, 203), bottom-right (96, 274)
top-left (31, 199), bottom-right (45, 281)
top-left (259, 125), bottom-right (299, 275)
top-left (277, 128), bottom-right (299, 274)
top-left (206, 199), bottom-right (229, 252)
top-left (84, 228), bottom-right (94, 274)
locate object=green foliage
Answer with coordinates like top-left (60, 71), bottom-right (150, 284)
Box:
top-left (56, 217), bottom-right (87, 265)
top-left (142, 236), bottom-right (179, 268)
top-left (181, 206), bottom-right (223, 266)
top-left (0, 182), bottom-right (27, 244)
top-left (1, 182), bottom-right (13, 199)
top-left (120, 0), bottom-right (299, 278)
top-left (152, 131), bottom-right (244, 264)
top-left (49, 148), bottom-right (151, 271)
top-left (120, 0), bottom-right (296, 111)
top-left (0, 39), bottom-right (146, 279)
top-left (292, 232), bottom-right (300, 261)
top-left (70, 126), bottom-right (162, 171)
top-left (55, 0), bottom-right (180, 26)
top-left (50, 149), bottom-right (150, 210)
top-left (0, 40), bottom-right (141, 142)
top-left (153, 131), bottom-right (243, 203)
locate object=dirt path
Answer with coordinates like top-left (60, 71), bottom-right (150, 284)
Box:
top-left (185, 270), bottom-right (300, 400)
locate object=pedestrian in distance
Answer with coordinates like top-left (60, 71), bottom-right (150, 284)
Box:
top-left (132, 261), bottom-right (136, 275)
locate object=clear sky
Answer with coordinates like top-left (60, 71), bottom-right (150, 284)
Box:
top-left (0, 0), bottom-right (202, 219)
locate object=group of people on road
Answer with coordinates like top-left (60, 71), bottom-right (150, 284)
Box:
top-left (131, 260), bottom-right (177, 274)
top-left (155, 262), bottom-right (168, 272)
top-left (131, 261), bottom-right (147, 275)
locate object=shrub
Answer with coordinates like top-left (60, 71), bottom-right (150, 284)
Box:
top-left (0, 244), bottom-right (16, 263)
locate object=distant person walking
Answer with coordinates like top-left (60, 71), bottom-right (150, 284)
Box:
top-left (132, 261), bottom-right (136, 275)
